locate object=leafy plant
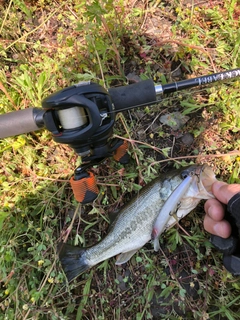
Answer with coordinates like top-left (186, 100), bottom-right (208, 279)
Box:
top-left (0, 0), bottom-right (240, 319)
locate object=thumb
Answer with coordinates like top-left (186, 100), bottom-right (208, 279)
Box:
top-left (212, 181), bottom-right (240, 204)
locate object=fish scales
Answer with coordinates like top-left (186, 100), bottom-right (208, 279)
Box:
top-left (58, 165), bottom-right (216, 281)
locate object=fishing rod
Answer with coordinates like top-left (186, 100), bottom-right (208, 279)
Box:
top-left (0, 68), bottom-right (239, 203)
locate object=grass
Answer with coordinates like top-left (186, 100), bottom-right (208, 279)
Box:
top-left (0, 0), bottom-right (240, 319)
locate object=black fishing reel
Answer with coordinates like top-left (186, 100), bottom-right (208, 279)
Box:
top-left (42, 81), bottom-right (130, 203)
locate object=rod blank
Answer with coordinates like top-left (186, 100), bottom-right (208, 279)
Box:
top-left (161, 68), bottom-right (240, 94)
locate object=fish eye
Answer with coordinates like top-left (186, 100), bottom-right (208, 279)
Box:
top-left (181, 172), bottom-right (188, 179)
top-left (181, 169), bottom-right (196, 179)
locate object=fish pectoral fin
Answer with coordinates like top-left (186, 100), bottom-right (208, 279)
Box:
top-left (115, 249), bottom-right (139, 265)
top-left (170, 202), bottom-right (181, 216)
top-left (176, 201), bottom-right (181, 211)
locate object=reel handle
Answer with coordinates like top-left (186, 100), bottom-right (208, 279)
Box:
top-left (70, 171), bottom-right (99, 204)
top-left (70, 140), bottom-right (129, 203)
top-left (113, 140), bottom-right (129, 164)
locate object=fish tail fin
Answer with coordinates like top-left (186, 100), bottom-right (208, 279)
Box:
top-left (57, 243), bottom-right (90, 282)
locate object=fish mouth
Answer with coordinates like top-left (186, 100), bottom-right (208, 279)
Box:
top-left (178, 164), bottom-right (217, 200)
top-left (196, 164), bottom-right (217, 199)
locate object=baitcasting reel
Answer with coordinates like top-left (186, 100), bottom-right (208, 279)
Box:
top-left (41, 81), bottom-right (130, 203)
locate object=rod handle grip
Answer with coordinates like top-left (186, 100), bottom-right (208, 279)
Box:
top-left (108, 79), bottom-right (156, 112)
top-left (0, 108), bottom-right (44, 139)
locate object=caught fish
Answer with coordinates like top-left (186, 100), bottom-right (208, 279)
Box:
top-left (58, 164), bottom-right (216, 282)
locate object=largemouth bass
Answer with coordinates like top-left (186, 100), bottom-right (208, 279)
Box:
top-left (58, 164), bottom-right (216, 282)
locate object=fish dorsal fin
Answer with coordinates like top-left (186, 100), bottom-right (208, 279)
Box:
top-left (115, 249), bottom-right (139, 265)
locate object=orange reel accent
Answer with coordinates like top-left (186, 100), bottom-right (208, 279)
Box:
top-left (113, 140), bottom-right (129, 164)
top-left (70, 172), bottom-right (99, 204)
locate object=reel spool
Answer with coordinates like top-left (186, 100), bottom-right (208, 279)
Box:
top-left (41, 81), bottom-right (115, 158)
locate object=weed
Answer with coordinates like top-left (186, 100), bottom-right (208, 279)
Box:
top-left (0, 0), bottom-right (240, 319)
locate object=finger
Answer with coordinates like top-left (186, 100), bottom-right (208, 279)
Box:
top-left (212, 181), bottom-right (240, 204)
top-left (203, 214), bottom-right (232, 238)
top-left (204, 198), bottom-right (225, 221)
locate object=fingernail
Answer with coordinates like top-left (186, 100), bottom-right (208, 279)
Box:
top-left (213, 223), bottom-right (223, 237)
top-left (207, 205), bottom-right (214, 216)
top-left (212, 181), bottom-right (229, 204)
top-left (212, 181), bottom-right (226, 192)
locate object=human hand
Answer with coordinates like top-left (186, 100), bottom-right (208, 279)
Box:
top-left (204, 180), bottom-right (240, 275)
top-left (204, 181), bottom-right (240, 238)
